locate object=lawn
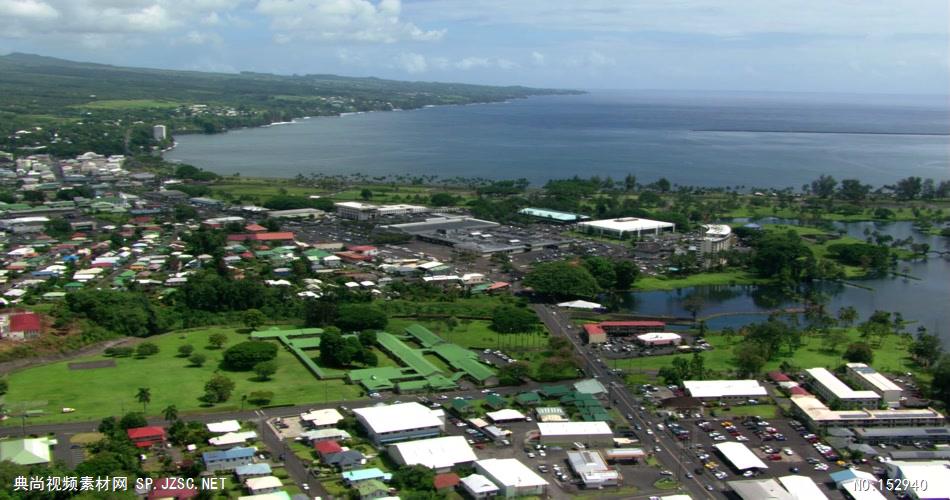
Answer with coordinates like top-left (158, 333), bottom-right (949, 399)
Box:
top-left (71, 99), bottom-right (180, 110)
top-left (634, 270), bottom-right (767, 291)
top-left (617, 327), bottom-right (922, 382)
top-left (2, 327), bottom-right (363, 425)
top-left (719, 404), bottom-right (779, 419)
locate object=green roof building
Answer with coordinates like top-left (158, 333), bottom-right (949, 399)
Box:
top-left (0, 438), bottom-right (53, 465)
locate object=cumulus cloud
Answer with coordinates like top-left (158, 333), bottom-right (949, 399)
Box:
top-left (454, 56), bottom-right (518, 70)
top-left (531, 51), bottom-right (545, 66)
top-left (255, 0), bottom-right (445, 44)
top-left (394, 52), bottom-right (427, 73)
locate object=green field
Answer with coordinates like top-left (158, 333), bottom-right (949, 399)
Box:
top-left (387, 317), bottom-right (546, 350)
top-left (70, 99), bottom-right (180, 110)
top-left (3, 327), bottom-right (363, 425)
top-left (617, 327), bottom-right (922, 382)
top-left (634, 270), bottom-right (767, 291)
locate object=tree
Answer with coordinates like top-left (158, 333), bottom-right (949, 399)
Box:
top-left (810, 175), bottom-right (837, 198)
top-left (491, 305), bottom-right (537, 333)
top-left (497, 361), bottom-right (531, 386)
top-left (253, 360), bottom-right (278, 381)
top-left (624, 174), bottom-right (637, 192)
top-left (837, 179), bottom-right (870, 202)
top-left (895, 176), bottom-right (923, 200)
top-left (750, 230), bottom-right (812, 286)
top-left (929, 355), bottom-right (950, 408)
top-left (304, 300), bottom-right (338, 327)
top-left (177, 344), bottom-right (195, 357)
top-left (188, 353), bottom-right (207, 367)
top-left (430, 193), bottom-right (457, 206)
top-left (222, 341), bottom-right (278, 371)
top-left (734, 342), bottom-right (768, 377)
top-left (524, 260), bottom-right (600, 299)
top-left (162, 405), bottom-right (178, 423)
top-left (242, 309), bottom-right (267, 331)
top-left (843, 342), bottom-right (874, 364)
top-left (582, 256), bottom-right (617, 289)
top-left (392, 464), bottom-right (436, 492)
top-left (910, 331), bottom-right (943, 367)
top-left (118, 412), bottom-right (147, 430)
top-left (360, 188), bottom-right (373, 200)
top-left (135, 387), bottom-right (151, 413)
top-left (335, 304), bottom-right (388, 332)
top-left (135, 342), bottom-right (159, 358)
top-left (208, 332), bottom-right (228, 349)
top-left (357, 330), bottom-right (378, 348)
top-left (202, 374), bottom-right (236, 404)
top-left (837, 306), bottom-right (858, 326)
top-left (613, 260), bottom-right (639, 290)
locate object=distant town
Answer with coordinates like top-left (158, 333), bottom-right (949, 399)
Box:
top-left (0, 141), bottom-right (948, 500)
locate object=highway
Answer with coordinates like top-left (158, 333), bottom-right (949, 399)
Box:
top-left (533, 303), bottom-right (720, 500)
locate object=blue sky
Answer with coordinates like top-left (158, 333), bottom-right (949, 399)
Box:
top-left (1, 0), bottom-right (947, 94)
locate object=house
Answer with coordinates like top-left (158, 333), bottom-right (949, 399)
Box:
top-left (203, 446), bottom-right (256, 472)
top-left (354, 479), bottom-right (389, 499)
top-left (234, 463), bottom-right (272, 480)
top-left (244, 476), bottom-right (282, 495)
top-left (388, 436), bottom-right (478, 472)
top-left (147, 483), bottom-right (198, 500)
top-left (434, 472), bottom-right (460, 492)
top-left (0, 437), bottom-right (54, 465)
top-left (313, 440), bottom-right (343, 459)
top-left (0, 312), bottom-right (41, 340)
top-left (127, 426), bottom-right (166, 448)
top-left (301, 428), bottom-right (351, 443)
top-left (206, 420), bottom-right (241, 434)
top-left (300, 408), bottom-right (344, 429)
top-left (324, 449), bottom-right (366, 470)
top-left (226, 232), bottom-right (295, 242)
top-left (209, 431), bottom-right (257, 447)
top-left (341, 468), bottom-right (393, 485)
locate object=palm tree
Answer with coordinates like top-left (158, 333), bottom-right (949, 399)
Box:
top-left (162, 405), bottom-right (178, 423)
top-left (135, 388), bottom-right (151, 414)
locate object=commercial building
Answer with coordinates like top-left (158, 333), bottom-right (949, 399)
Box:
top-left (127, 426), bottom-right (166, 448)
top-left (566, 450), bottom-right (621, 488)
top-left (267, 208), bottom-right (324, 219)
top-left (335, 202), bottom-right (379, 220)
top-left (517, 207), bottom-right (588, 223)
top-left (0, 437), bottom-right (53, 465)
top-left (604, 448), bottom-right (646, 462)
top-left (582, 323), bottom-right (607, 344)
top-left (398, 223), bottom-right (571, 256)
top-left (353, 402), bottom-right (445, 445)
top-left (577, 217), bottom-right (675, 239)
top-left (0, 216), bottom-right (50, 233)
top-left (474, 458), bottom-right (548, 498)
top-left (714, 442), bottom-right (768, 472)
top-left (460, 474), bottom-right (500, 499)
top-left (683, 380), bottom-right (767, 401)
top-left (852, 426), bottom-right (950, 445)
top-left (884, 461), bottom-right (950, 500)
top-left (790, 395), bottom-right (945, 430)
top-left (700, 224), bottom-right (734, 255)
top-left (486, 409), bottom-right (527, 423)
top-left (845, 363), bottom-right (902, 408)
top-left (805, 368), bottom-right (881, 409)
top-left (635, 332), bottom-right (682, 346)
top-left (728, 476), bottom-right (827, 500)
top-left (537, 421), bottom-right (614, 446)
top-left (582, 320), bottom-right (667, 344)
top-left (388, 436), bottom-right (478, 472)
top-left (153, 125), bottom-right (167, 141)
top-left (300, 408), bottom-right (344, 429)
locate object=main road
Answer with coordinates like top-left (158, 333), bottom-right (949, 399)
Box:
top-left (533, 303), bottom-right (720, 500)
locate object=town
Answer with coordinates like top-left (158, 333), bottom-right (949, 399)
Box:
top-left (0, 147), bottom-right (948, 500)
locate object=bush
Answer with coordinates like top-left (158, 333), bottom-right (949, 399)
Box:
top-left (491, 305), bottom-right (537, 333)
top-left (135, 342), bottom-right (159, 358)
top-left (335, 304), bottom-right (388, 332)
top-left (188, 353), bottom-right (207, 367)
top-left (104, 346), bottom-right (134, 358)
top-left (221, 341), bottom-right (278, 371)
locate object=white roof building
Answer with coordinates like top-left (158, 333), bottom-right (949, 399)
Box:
top-left (300, 408), bottom-right (344, 428)
top-left (209, 431), bottom-right (257, 447)
top-left (884, 461), bottom-right (950, 500)
top-left (577, 217), bottom-right (675, 238)
top-left (244, 476), bottom-right (282, 494)
top-left (486, 409), bottom-right (527, 422)
top-left (353, 403), bottom-right (444, 443)
top-left (714, 442), bottom-right (768, 471)
top-left (538, 421), bottom-right (614, 445)
top-left (805, 367), bottom-right (880, 406)
top-left (684, 380), bottom-right (767, 399)
top-left (475, 458), bottom-right (548, 495)
top-left (207, 420), bottom-right (241, 433)
top-left (777, 475), bottom-right (829, 500)
top-left (636, 332), bottom-right (682, 344)
top-left (388, 436), bottom-right (478, 471)
top-left (460, 474), bottom-right (500, 497)
top-left (556, 299), bottom-right (603, 310)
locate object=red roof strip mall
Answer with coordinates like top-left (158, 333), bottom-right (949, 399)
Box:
top-left (582, 320), bottom-right (666, 344)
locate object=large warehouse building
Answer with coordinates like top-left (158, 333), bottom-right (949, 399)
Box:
top-left (684, 380), bottom-right (767, 401)
top-left (354, 402), bottom-right (445, 445)
top-left (388, 436), bottom-right (477, 472)
top-left (537, 421), bottom-right (614, 446)
top-left (577, 217), bottom-right (675, 239)
top-left (714, 442), bottom-right (768, 473)
top-left (474, 458), bottom-right (548, 498)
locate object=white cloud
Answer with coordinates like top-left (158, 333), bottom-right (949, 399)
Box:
top-left (255, 0), bottom-right (445, 44)
top-left (454, 56), bottom-right (518, 70)
top-left (394, 52), bottom-right (427, 73)
top-left (531, 51), bottom-right (545, 65)
top-left (179, 30), bottom-right (223, 46)
top-left (0, 0), bottom-right (59, 21)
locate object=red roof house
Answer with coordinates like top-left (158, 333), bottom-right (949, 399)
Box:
top-left (127, 426), bottom-right (166, 448)
top-left (1, 312), bottom-right (42, 340)
top-left (313, 440), bottom-right (343, 457)
top-left (768, 371), bottom-right (791, 383)
top-left (788, 386), bottom-right (812, 396)
top-left (147, 483), bottom-right (198, 500)
top-left (583, 323), bottom-right (607, 344)
top-left (433, 472), bottom-right (460, 491)
top-left (245, 223), bottom-right (267, 232)
top-left (346, 245), bottom-right (378, 256)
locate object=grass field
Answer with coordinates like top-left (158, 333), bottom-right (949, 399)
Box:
top-left (617, 327), bottom-right (922, 382)
top-left (634, 270), bottom-right (767, 291)
top-left (387, 318), bottom-right (546, 350)
top-left (3, 327), bottom-right (363, 425)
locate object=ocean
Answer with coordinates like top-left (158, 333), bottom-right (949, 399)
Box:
top-left (165, 90), bottom-right (950, 188)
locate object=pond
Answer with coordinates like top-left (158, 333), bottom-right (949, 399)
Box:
top-left (622, 220), bottom-right (950, 343)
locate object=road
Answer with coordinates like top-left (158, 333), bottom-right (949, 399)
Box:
top-left (533, 303), bottom-right (720, 500)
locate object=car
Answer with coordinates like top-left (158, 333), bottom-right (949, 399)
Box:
top-left (302, 484), bottom-right (310, 491)
top-left (743, 471), bottom-right (755, 477)
top-left (685, 472), bottom-right (693, 479)
top-left (789, 467), bottom-right (800, 474)
top-left (660, 470), bottom-right (673, 476)
top-left (705, 485), bottom-right (715, 491)
top-left (654, 446), bottom-right (662, 452)
top-left (538, 450), bottom-right (546, 457)
top-left (783, 448), bottom-right (794, 456)
top-left (527, 452), bottom-right (535, 458)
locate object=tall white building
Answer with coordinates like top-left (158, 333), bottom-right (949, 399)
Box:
top-left (153, 125), bottom-right (167, 141)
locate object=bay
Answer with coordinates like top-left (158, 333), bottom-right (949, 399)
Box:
top-left (166, 90), bottom-right (950, 188)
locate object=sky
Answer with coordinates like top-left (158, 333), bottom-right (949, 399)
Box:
top-left (1, 0), bottom-right (948, 94)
